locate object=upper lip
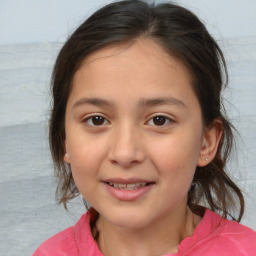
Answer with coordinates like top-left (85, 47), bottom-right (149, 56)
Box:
top-left (103, 178), bottom-right (154, 184)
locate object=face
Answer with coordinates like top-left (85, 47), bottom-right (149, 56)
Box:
top-left (64, 39), bottom-right (209, 229)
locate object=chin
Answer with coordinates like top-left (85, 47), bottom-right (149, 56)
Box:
top-left (103, 208), bottom-right (153, 230)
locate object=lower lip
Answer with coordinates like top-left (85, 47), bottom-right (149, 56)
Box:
top-left (103, 183), bottom-right (154, 201)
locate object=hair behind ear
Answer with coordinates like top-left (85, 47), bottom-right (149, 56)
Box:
top-left (189, 118), bottom-right (244, 222)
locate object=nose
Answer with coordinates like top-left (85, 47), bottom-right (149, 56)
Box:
top-left (108, 123), bottom-right (146, 168)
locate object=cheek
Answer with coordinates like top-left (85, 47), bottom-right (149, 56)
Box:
top-left (150, 136), bottom-right (199, 207)
top-left (66, 132), bottom-right (107, 179)
top-left (147, 130), bottom-right (201, 178)
top-left (68, 138), bottom-right (106, 203)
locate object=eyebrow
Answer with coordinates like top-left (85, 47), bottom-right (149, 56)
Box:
top-left (72, 96), bottom-right (187, 109)
top-left (72, 98), bottom-right (114, 109)
top-left (138, 97), bottom-right (187, 108)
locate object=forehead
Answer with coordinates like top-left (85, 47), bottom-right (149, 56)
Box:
top-left (84, 39), bottom-right (173, 65)
top-left (75, 39), bottom-right (191, 86)
top-left (82, 39), bottom-right (189, 76)
top-left (69, 38), bottom-right (198, 110)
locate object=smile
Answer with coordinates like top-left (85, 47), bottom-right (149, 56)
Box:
top-left (107, 182), bottom-right (148, 190)
top-left (103, 180), bottom-right (154, 201)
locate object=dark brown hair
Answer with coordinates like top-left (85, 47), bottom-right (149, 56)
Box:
top-left (49, 0), bottom-right (244, 221)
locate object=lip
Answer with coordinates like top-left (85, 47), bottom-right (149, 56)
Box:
top-left (102, 178), bottom-right (154, 201)
top-left (103, 177), bottom-right (152, 184)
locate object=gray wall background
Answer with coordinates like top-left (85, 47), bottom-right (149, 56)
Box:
top-left (0, 1), bottom-right (255, 255)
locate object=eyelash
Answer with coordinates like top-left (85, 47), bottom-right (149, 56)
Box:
top-left (83, 114), bottom-right (174, 127)
top-left (146, 115), bottom-right (173, 127)
top-left (83, 115), bottom-right (109, 126)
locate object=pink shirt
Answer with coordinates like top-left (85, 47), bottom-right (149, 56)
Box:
top-left (33, 209), bottom-right (256, 256)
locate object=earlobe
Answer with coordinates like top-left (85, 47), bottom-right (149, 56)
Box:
top-left (64, 140), bottom-right (71, 163)
top-left (64, 152), bottom-right (71, 163)
top-left (197, 121), bottom-right (223, 167)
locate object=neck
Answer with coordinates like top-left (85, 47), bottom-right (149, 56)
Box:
top-left (95, 205), bottom-right (201, 256)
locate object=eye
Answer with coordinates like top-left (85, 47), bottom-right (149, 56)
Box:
top-left (147, 115), bottom-right (172, 126)
top-left (84, 115), bottom-right (108, 126)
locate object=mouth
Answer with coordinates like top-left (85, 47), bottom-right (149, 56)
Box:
top-left (105, 182), bottom-right (153, 190)
top-left (102, 178), bottom-right (155, 201)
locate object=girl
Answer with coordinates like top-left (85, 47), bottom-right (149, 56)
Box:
top-left (33, 0), bottom-right (256, 255)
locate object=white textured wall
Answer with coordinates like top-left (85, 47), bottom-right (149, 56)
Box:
top-left (0, 1), bottom-right (255, 255)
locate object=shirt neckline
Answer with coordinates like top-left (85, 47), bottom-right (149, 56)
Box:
top-left (76, 208), bottom-right (221, 256)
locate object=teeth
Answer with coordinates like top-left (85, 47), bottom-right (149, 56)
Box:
top-left (108, 182), bottom-right (148, 190)
top-left (127, 184), bottom-right (136, 188)
top-left (118, 184), bottom-right (127, 188)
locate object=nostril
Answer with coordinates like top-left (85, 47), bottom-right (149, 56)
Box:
top-left (110, 159), bottom-right (119, 165)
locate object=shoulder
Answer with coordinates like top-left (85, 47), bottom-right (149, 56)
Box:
top-left (32, 211), bottom-right (102, 256)
top-left (32, 226), bottom-right (78, 256)
top-left (216, 216), bottom-right (256, 251)
top-left (32, 212), bottom-right (91, 256)
top-left (209, 210), bottom-right (256, 240)
top-left (196, 210), bottom-right (256, 255)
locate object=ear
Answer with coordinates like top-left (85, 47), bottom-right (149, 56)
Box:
top-left (197, 120), bottom-right (223, 167)
top-left (64, 140), bottom-right (71, 163)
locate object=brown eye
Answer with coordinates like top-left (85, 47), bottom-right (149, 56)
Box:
top-left (85, 116), bottom-right (108, 126)
top-left (147, 115), bottom-right (172, 126)
top-left (153, 116), bottom-right (166, 125)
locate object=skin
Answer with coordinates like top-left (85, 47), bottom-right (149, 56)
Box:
top-left (64, 39), bottom-right (222, 255)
